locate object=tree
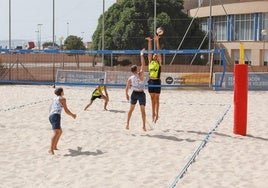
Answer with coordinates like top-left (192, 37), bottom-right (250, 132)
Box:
top-left (42, 42), bottom-right (59, 49)
top-left (64, 35), bottom-right (86, 50)
top-left (92, 0), bottom-right (207, 51)
top-left (64, 35), bottom-right (86, 67)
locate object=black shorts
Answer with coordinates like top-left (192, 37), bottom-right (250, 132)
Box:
top-left (91, 95), bottom-right (101, 101)
top-left (131, 91), bottom-right (146, 106)
top-left (148, 79), bottom-right (161, 94)
top-left (49, 113), bottom-right (61, 130)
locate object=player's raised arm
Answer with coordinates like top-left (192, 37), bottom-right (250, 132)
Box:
top-left (139, 48), bottom-right (145, 81)
top-left (145, 37), bottom-right (153, 62)
top-left (155, 36), bottom-right (162, 65)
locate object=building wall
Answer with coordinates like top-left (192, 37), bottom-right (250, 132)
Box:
top-left (220, 41), bottom-right (266, 65)
top-left (187, 1), bottom-right (268, 17)
top-left (184, 0), bottom-right (265, 12)
top-left (183, 0), bottom-right (268, 66)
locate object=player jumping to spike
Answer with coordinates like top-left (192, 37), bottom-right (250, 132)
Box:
top-left (145, 36), bottom-right (162, 123)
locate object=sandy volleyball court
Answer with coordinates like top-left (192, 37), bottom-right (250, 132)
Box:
top-left (0, 85), bottom-right (267, 188)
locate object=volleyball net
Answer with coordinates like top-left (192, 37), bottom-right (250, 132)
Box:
top-left (0, 48), bottom-right (226, 89)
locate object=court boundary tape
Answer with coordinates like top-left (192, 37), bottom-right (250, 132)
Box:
top-left (170, 104), bottom-right (231, 188)
top-left (0, 99), bottom-right (51, 112)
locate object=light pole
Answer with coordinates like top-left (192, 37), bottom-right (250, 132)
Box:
top-left (59, 36), bottom-right (64, 50)
top-left (81, 32), bottom-right (85, 41)
top-left (261, 29), bottom-right (267, 65)
top-left (52, 0), bottom-right (55, 47)
top-left (102, 0), bottom-right (105, 68)
top-left (37, 24), bottom-right (43, 49)
top-left (154, 0), bottom-right (156, 50)
top-left (66, 22), bottom-right (69, 38)
top-left (52, 0), bottom-right (55, 87)
top-left (35, 30), bottom-right (39, 48)
top-left (8, 0), bottom-right (11, 50)
top-left (8, 0), bottom-right (11, 80)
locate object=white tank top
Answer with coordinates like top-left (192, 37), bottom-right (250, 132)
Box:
top-left (129, 74), bottom-right (145, 91)
top-left (50, 96), bottom-right (63, 115)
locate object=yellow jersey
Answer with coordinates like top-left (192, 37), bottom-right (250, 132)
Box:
top-left (92, 85), bottom-right (104, 96)
top-left (149, 60), bottom-right (161, 79)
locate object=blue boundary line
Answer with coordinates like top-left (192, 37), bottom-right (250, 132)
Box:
top-left (169, 104), bottom-right (231, 188)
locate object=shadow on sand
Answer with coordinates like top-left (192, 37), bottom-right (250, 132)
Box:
top-left (140, 134), bottom-right (196, 142)
top-left (108, 109), bottom-right (126, 113)
top-left (64, 147), bottom-right (105, 157)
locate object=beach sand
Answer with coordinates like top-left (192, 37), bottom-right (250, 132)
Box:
top-left (0, 85), bottom-right (267, 188)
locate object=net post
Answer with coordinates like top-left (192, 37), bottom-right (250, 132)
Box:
top-left (233, 43), bottom-right (248, 136)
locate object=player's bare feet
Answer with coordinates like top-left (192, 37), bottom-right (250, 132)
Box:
top-left (126, 125), bottom-right (129, 130)
top-left (152, 113), bottom-right (156, 122)
top-left (48, 150), bottom-right (54, 155)
top-left (143, 126), bottom-right (147, 132)
top-left (154, 114), bottom-right (159, 123)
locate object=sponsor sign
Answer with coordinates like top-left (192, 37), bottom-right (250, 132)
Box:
top-left (214, 72), bottom-right (268, 90)
top-left (56, 70), bottom-right (105, 84)
top-left (161, 73), bottom-right (185, 85)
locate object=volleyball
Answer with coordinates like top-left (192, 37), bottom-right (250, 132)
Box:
top-left (156, 27), bottom-right (164, 36)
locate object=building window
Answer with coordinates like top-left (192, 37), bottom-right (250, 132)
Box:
top-left (234, 14), bottom-right (254, 41)
top-left (263, 13), bottom-right (268, 41)
top-left (199, 16), bottom-right (228, 42)
top-left (200, 18), bottom-right (208, 33)
top-left (264, 50), bottom-right (268, 65)
top-left (213, 16), bottom-right (227, 42)
top-left (198, 0), bottom-right (203, 7)
top-left (234, 49), bottom-right (252, 65)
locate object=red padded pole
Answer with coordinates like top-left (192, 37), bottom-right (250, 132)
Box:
top-left (233, 64), bottom-right (248, 136)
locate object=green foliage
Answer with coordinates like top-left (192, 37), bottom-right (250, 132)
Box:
top-left (42, 42), bottom-right (59, 48)
top-left (92, 0), bottom-right (207, 50)
top-left (64, 35), bottom-right (86, 50)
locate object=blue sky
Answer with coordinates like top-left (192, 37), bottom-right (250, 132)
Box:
top-left (0, 0), bottom-right (116, 43)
